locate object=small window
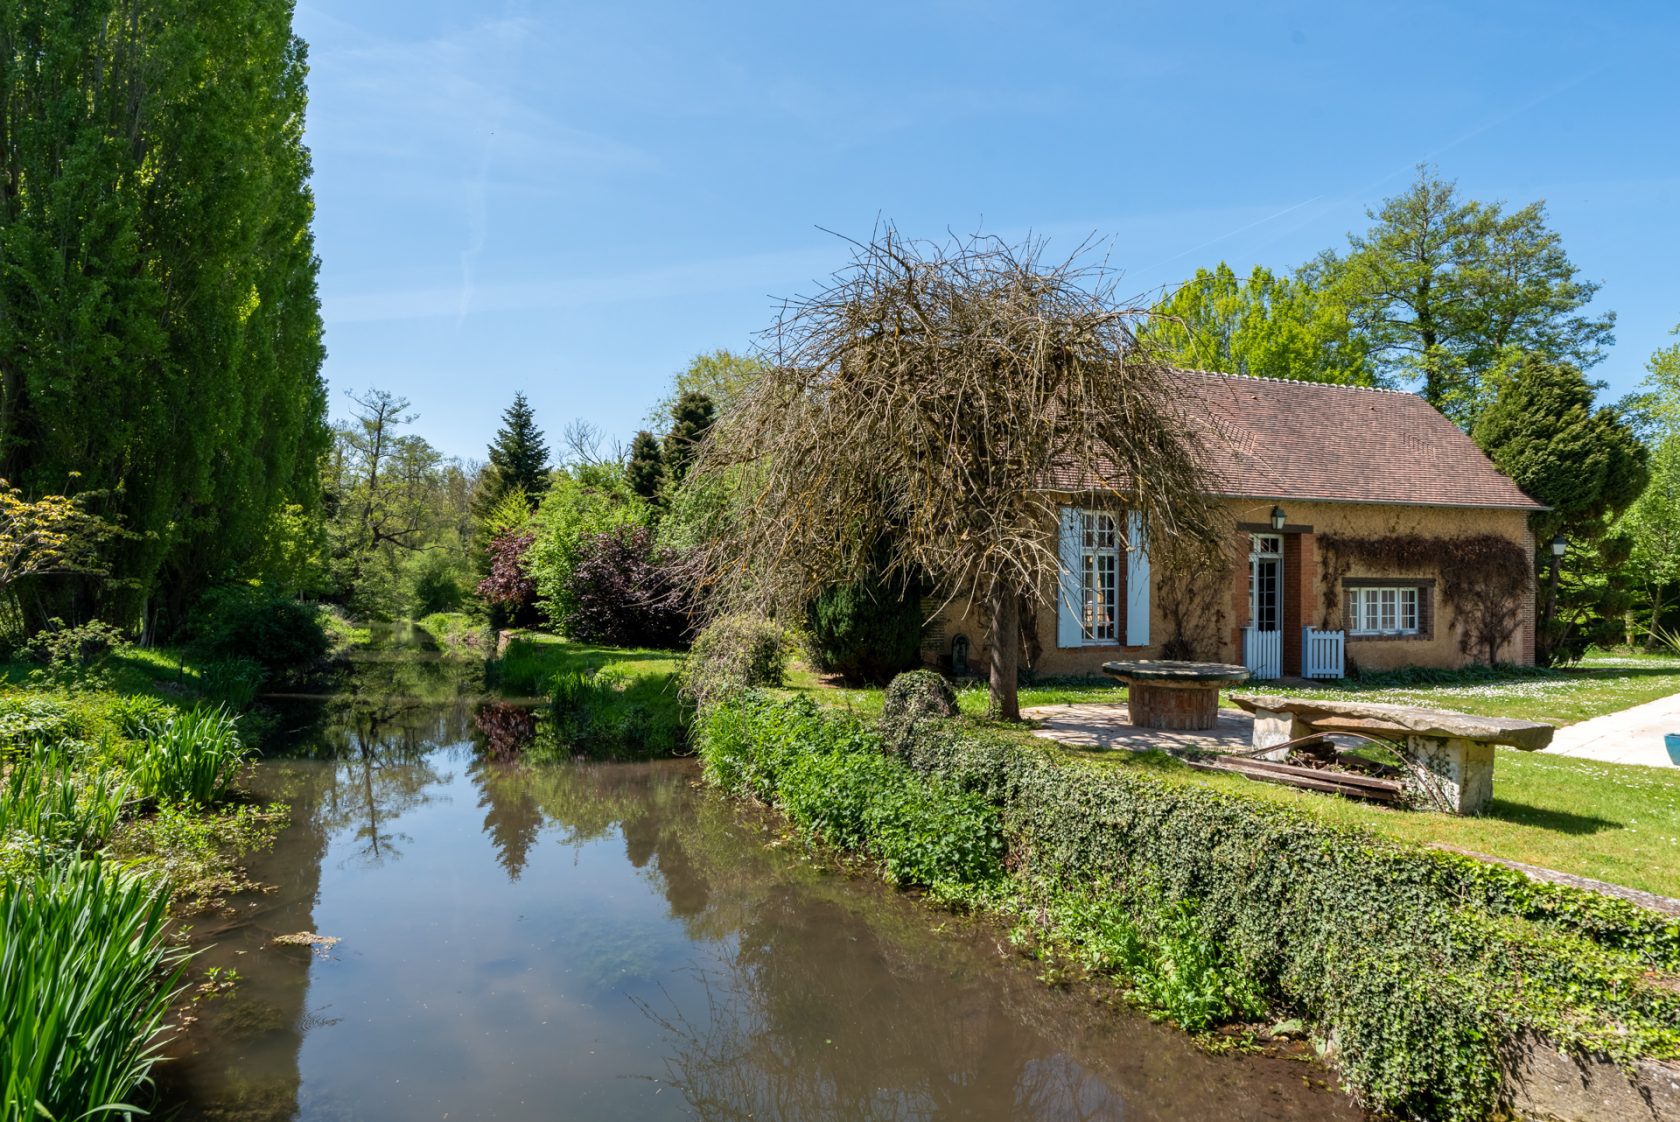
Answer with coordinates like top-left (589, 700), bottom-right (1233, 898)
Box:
top-left (1348, 585), bottom-right (1421, 636)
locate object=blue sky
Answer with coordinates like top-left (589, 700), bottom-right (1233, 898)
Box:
top-left (296, 1), bottom-right (1680, 462)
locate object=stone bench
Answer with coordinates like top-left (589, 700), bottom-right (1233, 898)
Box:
top-left (1229, 693), bottom-right (1554, 815)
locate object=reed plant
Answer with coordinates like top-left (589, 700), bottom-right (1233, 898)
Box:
top-left (0, 857), bottom-right (186, 1121)
top-left (0, 746), bottom-right (129, 855)
top-left (129, 708), bottom-right (246, 805)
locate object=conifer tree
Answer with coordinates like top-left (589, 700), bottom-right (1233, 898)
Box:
top-left (662, 391), bottom-right (715, 485)
top-left (486, 392), bottom-right (551, 503)
top-left (626, 431), bottom-right (665, 501)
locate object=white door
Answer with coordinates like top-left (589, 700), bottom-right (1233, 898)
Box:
top-left (1245, 533), bottom-right (1283, 679)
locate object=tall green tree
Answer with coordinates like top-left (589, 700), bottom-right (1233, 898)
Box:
top-left (1143, 263), bottom-right (1374, 384)
top-left (625, 430), bottom-right (665, 502)
top-left (663, 391), bottom-right (716, 485)
top-left (1619, 326), bottom-right (1680, 642)
top-left (1312, 167), bottom-right (1613, 420)
top-left (486, 391), bottom-right (551, 503)
top-left (648, 349), bottom-right (762, 424)
top-left (1473, 354), bottom-right (1648, 662)
top-left (0, 0), bottom-right (328, 628)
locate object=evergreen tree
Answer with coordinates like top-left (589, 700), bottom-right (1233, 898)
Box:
top-left (1473, 354), bottom-right (1648, 662)
top-left (486, 392), bottom-right (551, 502)
top-left (626, 430), bottom-right (665, 501)
top-left (662, 391), bottom-right (716, 485)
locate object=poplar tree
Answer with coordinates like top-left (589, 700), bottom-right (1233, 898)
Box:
top-left (0, 0), bottom-right (329, 627)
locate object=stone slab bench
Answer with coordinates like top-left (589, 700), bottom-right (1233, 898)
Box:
top-left (1229, 693), bottom-right (1555, 815)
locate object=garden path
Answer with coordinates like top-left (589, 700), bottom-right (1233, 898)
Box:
top-left (1542, 690), bottom-right (1680, 768)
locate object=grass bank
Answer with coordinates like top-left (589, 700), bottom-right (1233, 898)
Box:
top-left (496, 631), bottom-right (688, 756)
top-left (696, 690), bottom-right (1680, 1122)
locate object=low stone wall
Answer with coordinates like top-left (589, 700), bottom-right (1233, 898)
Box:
top-left (1506, 1034), bottom-right (1680, 1121)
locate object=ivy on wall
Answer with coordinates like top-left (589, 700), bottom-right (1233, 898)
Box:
top-left (1319, 534), bottom-right (1532, 665)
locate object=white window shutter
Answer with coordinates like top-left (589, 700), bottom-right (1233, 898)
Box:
top-left (1056, 507), bottom-right (1082, 648)
top-left (1126, 511), bottom-right (1150, 647)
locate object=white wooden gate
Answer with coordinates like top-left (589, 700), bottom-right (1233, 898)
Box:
top-left (1243, 627), bottom-right (1282, 680)
top-left (1303, 627), bottom-right (1346, 679)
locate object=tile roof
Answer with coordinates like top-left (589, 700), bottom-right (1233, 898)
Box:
top-left (1057, 369), bottom-right (1545, 511)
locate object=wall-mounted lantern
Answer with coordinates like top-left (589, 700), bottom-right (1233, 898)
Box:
top-left (1270, 505), bottom-right (1287, 532)
top-left (1551, 533), bottom-right (1567, 558)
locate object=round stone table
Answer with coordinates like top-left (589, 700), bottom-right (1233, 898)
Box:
top-left (1100, 660), bottom-right (1251, 731)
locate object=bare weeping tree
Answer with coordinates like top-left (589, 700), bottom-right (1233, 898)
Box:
top-left (690, 228), bottom-right (1222, 719)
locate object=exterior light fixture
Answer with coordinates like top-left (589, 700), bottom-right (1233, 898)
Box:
top-left (1271, 506), bottom-right (1287, 532)
top-left (1551, 533), bottom-right (1567, 558)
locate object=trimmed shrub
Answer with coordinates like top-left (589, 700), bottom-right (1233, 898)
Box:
top-left (805, 575), bottom-right (924, 684)
top-left (182, 585), bottom-right (329, 680)
top-left (564, 527), bottom-right (692, 649)
top-left (695, 693), bottom-right (1680, 1122)
top-left (680, 614), bottom-right (788, 706)
top-left (879, 669), bottom-right (957, 754)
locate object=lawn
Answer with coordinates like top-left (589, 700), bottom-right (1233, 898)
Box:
top-left (1064, 742), bottom-right (1680, 898)
top-left (1238, 649), bottom-right (1680, 726)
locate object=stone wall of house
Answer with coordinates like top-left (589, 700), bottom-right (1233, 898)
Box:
top-left (922, 497), bottom-right (1538, 679)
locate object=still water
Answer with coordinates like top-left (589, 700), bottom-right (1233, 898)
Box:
top-left (158, 656), bottom-right (1365, 1121)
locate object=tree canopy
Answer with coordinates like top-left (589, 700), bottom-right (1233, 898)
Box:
top-left (1142, 263), bottom-right (1373, 385)
top-left (1312, 167), bottom-right (1613, 420)
top-left (0, 0), bottom-right (328, 627)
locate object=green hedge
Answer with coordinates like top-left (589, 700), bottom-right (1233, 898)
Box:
top-left (696, 692), bottom-right (1680, 1122)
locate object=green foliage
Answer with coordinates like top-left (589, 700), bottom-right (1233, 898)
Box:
top-left (0, 696), bottom-right (84, 752)
top-left (22, 619), bottom-right (128, 686)
top-left (541, 660), bottom-right (688, 758)
top-left (625, 430), bottom-right (665, 502)
top-left (0, 0), bottom-right (329, 623)
top-left (114, 800), bottom-right (287, 912)
top-left (805, 575), bottom-right (925, 684)
top-left (648, 348), bottom-right (764, 424)
top-left (662, 390), bottom-right (716, 485)
top-left (699, 693), bottom-right (1003, 891)
top-left (0, 857), bottom-right (187, 1122)
top-left (878, 668), bottom-right (957, 753)
top-left (408, 549), bottom-right (467, 616)
top-left (697, 693), bottom-right (1680, 1122)
top-left (484, 391), bottom-right (551, 502)
top-left (1311, 167), bottom-right (1614, 418)
top-left (680, 614), bottom-right (789, 705)
top-left (129, 708), bottom-right (248, 806)
top-left (525, 465), bottom-right (652, 628)
top-left (182, 585), bottom-right (330, 681)
top-left (0, 746), bottom-right (130, 860)
top-left (1142, 262), bottom-right (1374, 385)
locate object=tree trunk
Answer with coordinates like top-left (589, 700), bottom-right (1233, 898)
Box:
top-left (988, 577), bottom-right (1020, 721)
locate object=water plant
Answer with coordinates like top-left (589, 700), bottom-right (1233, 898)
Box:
top-left (0, 857), bottom-right (187, 1121)
top-left (0, 746), bottom-right (130, 856)
top-left (129, 707), bottom-right (247, 805)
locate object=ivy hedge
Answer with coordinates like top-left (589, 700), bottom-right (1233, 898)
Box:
top-left (696, 690), bottom-right (1680, 1122)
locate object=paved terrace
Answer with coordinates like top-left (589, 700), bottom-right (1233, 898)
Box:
top-left (1022, 702), bottom-right (1252, 753)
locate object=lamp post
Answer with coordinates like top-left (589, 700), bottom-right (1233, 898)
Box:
top-left (1270, 505), bottom-right (1286, 533)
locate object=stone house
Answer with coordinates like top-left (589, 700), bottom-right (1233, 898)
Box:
top-left (926, 370), bottom-right (1545, 680)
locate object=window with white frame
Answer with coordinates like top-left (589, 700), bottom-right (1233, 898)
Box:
top-left (1347, 585), bottom-right (1421, 636)
top-left (1079, 511), bottom-right (1121, 642)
